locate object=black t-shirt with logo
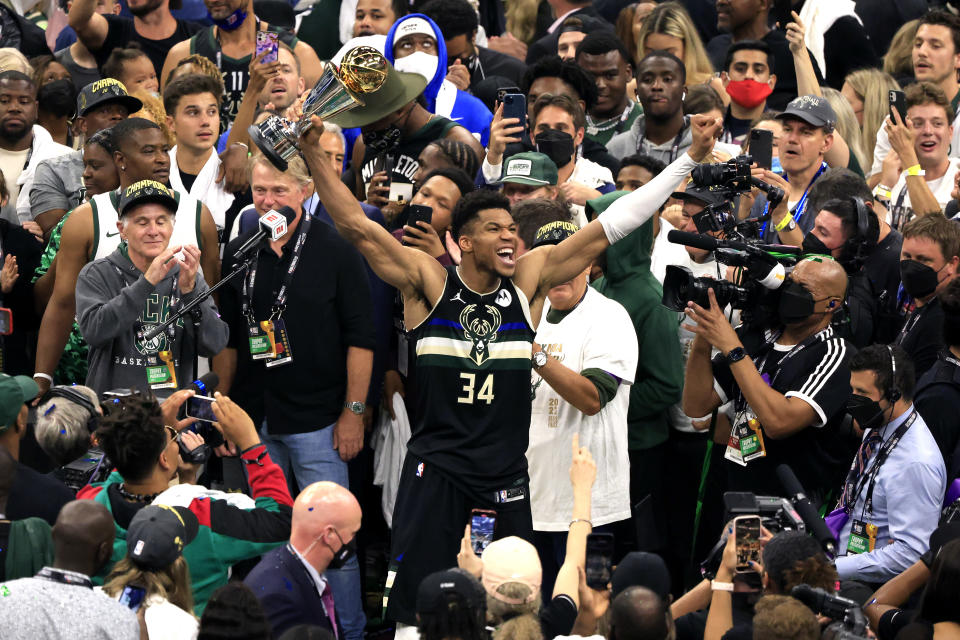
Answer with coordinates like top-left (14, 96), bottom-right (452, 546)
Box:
top-left (712, 325), bottom-right (855, 501)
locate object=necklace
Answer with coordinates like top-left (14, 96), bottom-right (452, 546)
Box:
top-left (117, 483), bottom-right (161, 503)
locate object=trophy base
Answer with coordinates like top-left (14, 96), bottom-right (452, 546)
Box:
top-left (248, 124), bottom-right (290, 172)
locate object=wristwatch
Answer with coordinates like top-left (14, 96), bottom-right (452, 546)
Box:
top-left (774, 214), bottom-right (797, 232)
top-left (533, 351), bottom-right (548, 369)
top-left (725, 346), bottom-right (747, 364)
top-left (343, 401), bottom-right (366, 415)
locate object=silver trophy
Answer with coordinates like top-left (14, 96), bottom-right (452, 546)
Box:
top-left (249, 46), bottom-right (388, 171)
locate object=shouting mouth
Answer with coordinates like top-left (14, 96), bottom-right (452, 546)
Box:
top-left (496, 247), bottom-right (515, 267)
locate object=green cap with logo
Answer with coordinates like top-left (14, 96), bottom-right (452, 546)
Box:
top-left (118, 180), bottom-right (178, 218)
top-left (501, 152), bottom-right (559, 186)
top-left (0, 374), bottom-right (38, 431)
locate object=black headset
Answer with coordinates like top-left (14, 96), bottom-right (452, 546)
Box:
top-left (844, 196), bottom-right (873, 269)
top-left (45, 386), bottom-right (99, 433)
top-left (885, 344), bottom-right (902, 403)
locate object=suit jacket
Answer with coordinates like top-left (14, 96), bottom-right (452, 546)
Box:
top-left (244, 544), bottom-right (340, 638)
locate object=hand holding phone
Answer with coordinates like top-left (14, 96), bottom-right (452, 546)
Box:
top-left (119, 584), bottom-right (147, 611)
top-left (185, 395), bottom-right (217, 423)
top-left (749, 129), bottom-right (773, 170)
top-left (733, 515), bottom-right (762, 573)
top-left (470, 509), bottom-right (496, 555)
top-left (256, 31), bottom-right (279, 64)
top-left (889, 90), bottom-right (907, 124)
top-left (501, 93), bottom-right (527, 130)
top-left (585, 532), bottom-right (614, 590)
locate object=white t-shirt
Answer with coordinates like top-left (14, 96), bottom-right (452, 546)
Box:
top-left (870, 111), bottom-right (960, 178)
top-left (96, 589), bottom-right (198, 640)
top-left (528, 286), bottom-right (638, 531)
top-left (889, 158), bottom-right (960, 216)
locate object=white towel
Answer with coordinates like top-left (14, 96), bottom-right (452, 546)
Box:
top-left (799, 0), bottom-right (862, 81)
top-left (372, 392), bottom-right (411, 528)
top-left (168, 146), bottom-right (233, 232)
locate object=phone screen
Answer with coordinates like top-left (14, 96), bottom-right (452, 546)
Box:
top-left (256, 31), bottom-right (279, 64)
top-left (119, 585), bottom-right (147, 611)
top-left (471, 510), bottom-right (496, 555)
top-left (185, 395), bottom-right (217, 423)
top-left (734, 515), bottom-right (762, 573)
top-left (749, 129), bottom-right (773, 170)
top-left (0, 307), bottom-right (11, 335)
top-left (585, 533), bottom-right (614, 590)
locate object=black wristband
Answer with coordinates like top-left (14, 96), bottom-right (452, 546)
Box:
top-left (240, 442), bottom-right (265, 455)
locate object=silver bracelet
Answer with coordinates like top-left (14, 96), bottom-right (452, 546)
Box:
top-left (569, 518), bottom-right (593, 528)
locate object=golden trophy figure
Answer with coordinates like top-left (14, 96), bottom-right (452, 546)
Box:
top-left (248, 46), bottom-right (388, 171)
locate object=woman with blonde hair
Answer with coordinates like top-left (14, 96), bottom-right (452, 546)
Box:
top-left (506, 0), bottom-right (540, 44)
top-left (842, 68), bottom-right (901, 170)
top-left (635, 2), bottom-right (713, 86)
top-left (101, 505), bottom-right (199, 639)
top-left (884, 19), bottom-right (919, 85)
top-left (822, 87), bottom-right (868, 171)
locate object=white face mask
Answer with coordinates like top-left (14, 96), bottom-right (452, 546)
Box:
top-left (393, 51), bottom-right (439, 84)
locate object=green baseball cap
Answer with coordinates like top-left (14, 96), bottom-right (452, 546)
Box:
top-left (501, 152), bottom-right (559, 186)
top-left (0, 374), bottom-right (38, 431)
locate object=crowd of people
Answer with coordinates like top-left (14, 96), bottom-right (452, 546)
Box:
top-left (1, 0), bottom-right (960, 638)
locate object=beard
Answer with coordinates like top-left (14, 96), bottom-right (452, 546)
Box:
top-left (129, 0), bottom-right (164, 18)
top-left (0, 120), bottom-right (30, 144)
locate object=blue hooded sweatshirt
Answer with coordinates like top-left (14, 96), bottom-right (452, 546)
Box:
top-left (384, 13), bottom-right (493, 146)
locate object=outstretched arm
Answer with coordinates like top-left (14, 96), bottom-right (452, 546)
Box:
top-left (68, 0), bottom-right (109, 51)
top-left (515, 115), bottom-right (721, 299)
top-left (299, 116), bottom-right (445, 299)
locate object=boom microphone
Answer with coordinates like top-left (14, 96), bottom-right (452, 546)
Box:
top-left (776, 464), bottom-right (837, 557)
top-left (233, 206), bottom-right (297, 260)
top-left (667, 229), bottom-right (722, 252)
top-left (666, 229), bottom-right (803, 256)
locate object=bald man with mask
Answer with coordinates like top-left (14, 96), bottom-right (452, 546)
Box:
top-left (682, 257), bottom-right (855, 503)
top-left (0, 500), bottom-right (140, 639)
top-left (245, 481), bottom-right (362, 638)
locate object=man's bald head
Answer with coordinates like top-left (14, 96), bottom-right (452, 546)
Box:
top-left (610, 586), bottom-right (674, 640)
top-left (791, 257), bottom-right (848, 302)
top-left (52, 500), bottom-right (116, 575)
top-left (291, 481), bottom-right (362, 571)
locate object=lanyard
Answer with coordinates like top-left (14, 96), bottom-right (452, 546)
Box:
top-left (850, 411), bottom-right (917, 515)
top-left (735, 329), bottom-right (823, 411)
top-left (638, 117), bottom-right (687, 163)
top-left (242, 214), bottom-right (310, 322)
top-left (761, 162), bottom-right (826, 236)
top-left (896, 302), bottom-right (930, 345)
top-left (891, 187), bottom-right (910, 231)
top-left (36, 567), bottom-right (93, 589)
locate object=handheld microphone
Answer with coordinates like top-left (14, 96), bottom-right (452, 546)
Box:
top-left (188, 371), bottom-right (219, 396)
top-left (776, 464), bottom-right (837, 557)
top-left (233, 206), bottom-right (297, 260)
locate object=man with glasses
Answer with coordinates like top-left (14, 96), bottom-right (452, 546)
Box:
top-left (78, 390), bottom-right (295, 614)
top-left (244, 481), bottom-right (362, 637)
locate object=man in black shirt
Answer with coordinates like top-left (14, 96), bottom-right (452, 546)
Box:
top-left (914, 278), bottom-right (960, 481)
top-left (216, 154), bottom-right (375, 640)
top-left (683, 257), bottom-right (854, 502)
top-left (69, 0), bottom-right (203, 76)
top-left (896, 214), bottom-right (960, 378)
top-left (420, 0), bottom-right (526, 92)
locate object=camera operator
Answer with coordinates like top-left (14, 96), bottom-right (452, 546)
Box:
top-left (682, 256), bottom-right (853, 502)
top-left (35, 384), bottom-right (100, 469)
top-left (77, 391), bottom-right (294, 614)
top-left (832, 345), bottom-right (945, 585)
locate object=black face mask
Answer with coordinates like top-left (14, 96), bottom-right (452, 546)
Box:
top-left (778, 280), bottom-right (816, 325)
top-left (846, 394), bottom-right (886, 431)
top-left (535, 129), bottom-right (575, 167)
top-left (900, 259), bottom-right (942, 299)
top-left (326, 532), bottom-right (357, 570)
top-left (801, 232), bottom-right (833, 257)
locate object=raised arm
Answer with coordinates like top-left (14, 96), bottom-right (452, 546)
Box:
top-left (299, 116), bottom-right (446, 299)
top-left (514, 115), bottom-right (721, 300)
top-left (68, 0), bottom-right (109, 51)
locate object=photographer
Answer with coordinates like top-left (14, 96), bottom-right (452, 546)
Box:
top-left (35, 384), bottom-right (100, 469)
top-left (833, 345), bottom-right (945, 584)
top-left (77, 391), bottom-right (294, 614)
top-left (682, 256), bottom-right (853, 501)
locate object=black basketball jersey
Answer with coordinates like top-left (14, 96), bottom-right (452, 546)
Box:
top-left (408, 266), bottom-right (536, 491)
top-left (189, 25), bottom-right (298, 126)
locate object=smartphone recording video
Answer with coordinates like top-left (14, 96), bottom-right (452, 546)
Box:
top-left (734, 515), bottom-right (762, 573)
top-left (471, 509), bottom-right (496, 555)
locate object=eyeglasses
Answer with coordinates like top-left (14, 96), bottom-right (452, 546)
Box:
top-left (164, 425), bottom-right (181, 444)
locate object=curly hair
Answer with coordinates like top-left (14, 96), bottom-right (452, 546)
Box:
top-left (94, 393), bottom-right (166, 483)
top-left (451, 189), bottom-right (511, 240)
top-left (521, 56), bottom-right (598, 111)
top-left (166, 54), bottom-right (225, 94)
top-left (128, 92), bottom-right (176, 147)
top-left (487, 583), bottom-right (543, 640)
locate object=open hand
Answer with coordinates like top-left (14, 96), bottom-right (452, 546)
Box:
top-left (0, 254), bottom-right (18, 294)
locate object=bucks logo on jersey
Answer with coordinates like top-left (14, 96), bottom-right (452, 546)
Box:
top-left (459, 303), bottom-right (502, 365)
top-left (134, 292), bottom-right (184, 355)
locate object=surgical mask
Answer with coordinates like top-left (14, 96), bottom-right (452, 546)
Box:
top-left (209, 6), bottom-right (247, 31)
top-left (801, 232), bottom-right (833, 257)
top-left (900, 259), bottom-right (942, 299)
top-left (393, 51), bottom-right (439, 84)
top-left (535, 129), bottom-right (575, 167)
top-left (778, 279), bottom-right (816, 324)
top-left (326, 530), bottom-right (357, 570)
top-left (363, 124), bottom-right (403, 155)
top-left (725, 79), bottom-right (773, 109)
top-left (846, 394), bottom-right (886, 431)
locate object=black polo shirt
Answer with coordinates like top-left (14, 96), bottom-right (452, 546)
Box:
top-left (712, 325), bottom-right (855, 501)
top-left (896, 297), bottom-right (944, 380)
top-left (220, 215), bottom-right (376, 434)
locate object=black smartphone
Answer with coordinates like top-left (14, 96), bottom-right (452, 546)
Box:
top-left (0, 307), bottom-right (12, 335)
top-left (889, 90), bottom-right (907, 123)
top-left (403, 204), bottom-right (433, 246)
top-left (733, 515), bottom-right (762, 573)
top-left (185, 394), bottom-right (217, 423)
top-left (470, 508), bottom-right (496, 555)
top-left (372, 154), bottom-right (394, 186)
top-left (119, 584), bottom-right (147, 611)
top-left (585, 532), bottom-right (615, 590)
top-left (749, 129), bottom-right (773, 170)
top-left (772, 0), bottom-right (792, 29)
top-left (501, 93), bottom-right (527, 130)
